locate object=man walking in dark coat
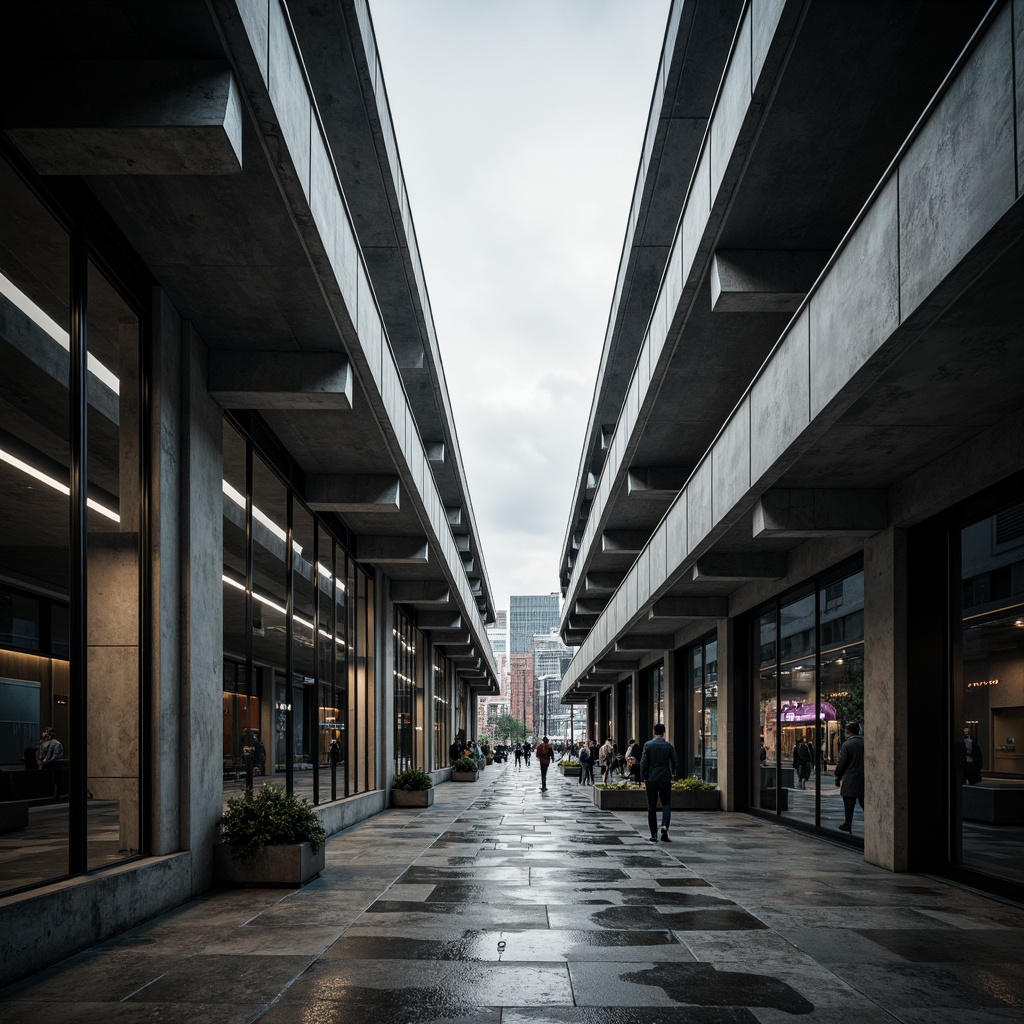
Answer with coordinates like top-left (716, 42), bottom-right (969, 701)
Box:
top-left (640, 723), bottom-right (678, 843)
top-left (834, 722), bottom-right (865, 833)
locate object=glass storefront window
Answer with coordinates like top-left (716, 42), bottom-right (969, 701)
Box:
top-left (687, 635), bottom-right (718, 783)
top-left (651, 663), bottom-right (664, 727)
top-left (393, 608), bottom-right (418, 773)
top-left (957, 500), bottom-right (1024, 886)
top-left (753, 567), bottom-right (864, 832)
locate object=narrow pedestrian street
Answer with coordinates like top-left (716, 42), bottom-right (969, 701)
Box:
top-left (2, 763), bottom-right (1023, 1023)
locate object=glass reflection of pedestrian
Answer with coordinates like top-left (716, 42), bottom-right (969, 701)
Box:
top-left (793, 736), bottom-right (812, 789)
top-left (958, 727), bottom-right (983, 785)
top-left (37, 727), bottom-right (64, 800)
top-left (835, 722), bottom-right (865, 833)
top-left (250, 731), bottom-right (266, 776)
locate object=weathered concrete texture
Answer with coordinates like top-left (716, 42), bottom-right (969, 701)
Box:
top-left (898, 4), bottom-right (1016, 318)
top-left (751, 0), bottom-right (789, 85)
top-left (863, 528), bottom-right (910, 872)
top-left (0, 852), bottom-right (191, 988)
top-left (709, 9), bottom-right (751, 200)
top-left (1016, 0), bottom-right (1024, 193)
top-left (749, 307), bottom-right (809, 484)
top-left (208, 350), bottom-right (353, 410)
top-left (268, 0), bottom-right (311, 201)
top-left (809, 175), bottom-right (900, 420)
top-left (686, 459), bottom-right (714, 554)
top-left (711, 396), bottom-right (749, 523)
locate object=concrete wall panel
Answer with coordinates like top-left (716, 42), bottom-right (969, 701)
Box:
top-left (665, 491), bottom-right (688, 574)
top-left (1016, 0), bottom-right (1024, 193)
top-left (898, 6), bottom-right (1016, 317)
top-left (682, 145), bottom-right (711, 285)
top-left (268, 0), bottom-right (311, 201)
top-left (356, 264), bottom-right (382, 389)
top-left (752, 0), bottom-right (787, 86)
top-left (636, 549), bottom-right (651, 608)
top-left (687, 457), bottom-right (714, 552)
top-left (237, 0), bottom-right (269, 84)
top-left (809, 176), bottom-right (899, 419)
top-left (664, 231), bottom-right (684, 333)
top-left (712, 396), bottom-right (750, 523)
top-left (750, 307), bottom-right (809, 483)
top-left (710, 10), bottom-right (751, 200)
top-left (649, 522), bottom-right (667, 596)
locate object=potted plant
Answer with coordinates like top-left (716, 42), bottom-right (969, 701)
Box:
top-left (392, 767), bottom-right (435, 807)
top-left (593, 779), bottom-right (647, 810)
top-left (670, 775), bottom-right (720, 810)
top-left (592, 776), bottom-right (719, 811)
top-left (215, 784), bottom-right (327, 887)
top-left (451, 755), bottom-right (479, 782)
top-left (558, 757), bottom-right (581, 778)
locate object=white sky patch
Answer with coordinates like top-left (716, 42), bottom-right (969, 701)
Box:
top-left (370, 0), bottom-right (670, 613)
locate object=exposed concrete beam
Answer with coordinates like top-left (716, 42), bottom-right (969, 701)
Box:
top-left (5, 60), bottom-right (243, 175)
top-left (562, 632), bottom-right (587, 647)
top-left (593, 659), bottom-right (640, 673)
top-left (424, 441), bottom-right (445, 465)
top-left (208, 351), bottom-right (352, 410)
top-left (601, 530), bottom-right (650, 555)
top-left (600, 424), bottom-right (615, 450)
top-left (710, 250), bottom-right (827, 313)
top-left (306, 475), bottom-right (399, 513)
top-left (753, 489), bottom-right (888, 539)
top-left (460, 557), bottom-right (475, 573)
top-left (393, 343), bottom-right (425, 369)
top-left (691, 552), bottom-right (787, 583)
top-left (449, 650), bottom-right (479, 663)
top-left (355, 536), bottom-right (428, 564)
top-left (430, 632), bottom-right (471, 646)
top-left (614, 635), bottom-right (674, 652)
top-left (649, 596), bottom-right (729, 620)
top-left (454, 534), bottom-right (471, 553)
top-left (585, 472), bottom-right (597, 498)
top-left (584, 572), bottom-right (623, 594)
top-left (626, 466), bottom-right (692, 499)
top-left (567, 615), bottom-right (598, 633)
top-left (390, 581), bottom-right (450, 605)
top-left (575, 597), bottom-right (609, 615)
top-left (445, 506), bottom-right (463, 527)
top-left (415, 610), bottom-right (464, 626)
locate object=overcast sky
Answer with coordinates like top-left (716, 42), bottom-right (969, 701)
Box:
top-left (369, 0), bottom-right (671, 618)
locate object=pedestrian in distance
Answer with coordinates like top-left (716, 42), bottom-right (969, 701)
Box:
top-left (957, 726), bottom-right (983, 785)
top-left (514, 742), bottom-right (523, 771)
top-left (523, 741), bottom-right (532, 766)
top-left (625, 738), bottom-right (642, 784)
top-left (793, 735), bottom-right (812, 789)
top-left (835, 722), bottom-right (865, 833)
top-left (536, 735), bottom-right (554, 792)
top-left (579, 740), bottom-right (593, 785)
top-left (599, 737), bottom-right (616, 784)
top-left (640, 723), bottom-right (678, 843)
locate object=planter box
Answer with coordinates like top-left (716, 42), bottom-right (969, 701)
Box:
top-left (391, 788), bottom-right (435, 808)
top-left (214, 840), bottom-right (325, 888)
top-left (451, 770), bottom-right (479, 782)
top-left (593, 788), bottom-right (720, 811)
top-left (559, 765), bottom-right (581, 777)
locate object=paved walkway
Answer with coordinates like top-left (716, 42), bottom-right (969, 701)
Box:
top-left (2, 763), bottom-right (1023, 1023)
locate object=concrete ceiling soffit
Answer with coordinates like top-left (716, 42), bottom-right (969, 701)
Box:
top-left (392, 343), bottom-right (425, 369)
top-left (649, 596), bottom-right (728, 620)
top-left (690, 552), bottom-right (787, 583)
top-left (5, 60), bottom-right (243, 175)
top-left (209, 351), bottom-right (352, 410)
top-left (627, 467), bottom-right (693, 499)
top-left (354, 535), bottom-right (428, 565)
top-left (305, 475), bottom-right (400, 513)
top-left (584, 572), bottom-right (623, 595)
top-left (389, 580), bottom-right (450, 605)
top-left (593, 658), bottom-right (640, 672)
top-left (433, 632), bottom-right (472, 647)
top-left (446, 506), bottom-right (463, 527)
top-left (614, 636), bottom-right (674, 652)
top-left (567, 614), bottom-right (598, 633)
top-left (601, 530), bottom-right (651, 555)
top-left (753, 489), bottom-right (888, 539)
top-left (424, 441), bottom-right (445, 465)
top-left (575, 597), bottom-right (609, 615)
top-left (416, 611), bottom-right (462, 630)
top-left (711, 250), bottom-right (828, 314)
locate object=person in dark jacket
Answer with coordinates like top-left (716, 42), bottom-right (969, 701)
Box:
top-left (834, 722), bottom-right (865, 833)
top-left (640, 723), bottom-right (678, 843)
top-left (793, 736), bottom-right (812, 789)
top-left (957, 727), bottom-right (983, 785)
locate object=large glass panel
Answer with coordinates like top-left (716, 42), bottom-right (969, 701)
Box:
top-left (778, 592), bottom-right (816, 828)
top-left (651, 663), bottom-right (664, 726)
top-left (393, 607), bottom-right (415, 774)
top-left (0, 159), bottom-right (71, 893)
top-left (690, 646), bottom-right (703, 776)
top-left (703, 638), bottom-right (719, 784)
top-left (291, 501), bottom-right (315, 800)
top-left (433, 650), bottom-right (449, 770)
top-left (251, 455), bottom-right (288, 781)
top-left (85, 260), bottom-right (141, 870)
top-left (819, 571), bottom-right (865, 832)
top-left (333, 548), bottom-right (349, 797)
top-left (316, 528), bottom-right (339, 801)
top-left (958, 502), bottom-right (1024, 885)
top-left (755, 610), bottom-right (779, 811)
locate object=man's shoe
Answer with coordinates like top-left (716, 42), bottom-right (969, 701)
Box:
top-left (661, 830), bottom-right (671, 842)
top-left (838, 822), bottom-right (852, 832)
top-left (647, 835), bottom-right (658, 842)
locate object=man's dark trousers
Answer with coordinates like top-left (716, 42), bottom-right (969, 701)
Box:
top-left (646, 780), bottom-right (672, 836)
top-left (540, 763), bottom-right (549, 790)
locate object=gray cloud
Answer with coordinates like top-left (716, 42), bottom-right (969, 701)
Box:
top-left (370, 0), bottom-right (670, 606)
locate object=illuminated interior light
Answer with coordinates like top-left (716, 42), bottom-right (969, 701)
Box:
top-left (222, 574), bottom-right (245, 591)
top-left (0, 447), bottom-right (120, 522)
top-left (0, 271), bottom-right (120, 394)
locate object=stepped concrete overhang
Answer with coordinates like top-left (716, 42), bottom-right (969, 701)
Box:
top-left (287, 0), bottom-right (496, 627)
top-left (1, 0), bottom-right (498, 690)
top-left (558, 0), bottom-right (994, 649)
top-left (559, 0), bottom-right (744, 596)
top-left (561, 0), bottom-right (1024, 696)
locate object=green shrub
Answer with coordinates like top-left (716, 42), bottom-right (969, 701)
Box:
top-left (671, 776), bottom-right (716, 792)
top-left (452, 756), bottom-right (477, 772)
top-left (393, 767), bottom-right (433, 791)
top-left (558, 758), bottom-right (580, 766)
top-left (595, 780), bottom-right (643, 790)
top-left (218, 784), bottom-right (326, 860)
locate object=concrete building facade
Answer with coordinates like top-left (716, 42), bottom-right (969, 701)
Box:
top-left (0, 0), bottom-right (498, 983)
top-left (559, 0), bottom-right (1024, 901)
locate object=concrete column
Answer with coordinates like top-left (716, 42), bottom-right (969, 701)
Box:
top-left (716, 618), bottom-right (737, 810)
top-left (863, 527), bottom-right (910, 871)
top-left (149, 289), bottom-right (182, 856)
top-left (181, 320), bottom-right (224, 894)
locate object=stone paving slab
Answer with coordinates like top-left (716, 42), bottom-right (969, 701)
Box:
top-left (2, 762), bottom-right (1024, 1022)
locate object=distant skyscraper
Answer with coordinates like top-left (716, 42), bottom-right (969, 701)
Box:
top-left (509, 594), bottom-right (560, 654)
top-left (486, 609), bottom-right (509, 697)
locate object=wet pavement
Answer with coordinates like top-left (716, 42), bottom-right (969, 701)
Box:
top-left (2, 763), bottom-right (1024, 1022)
